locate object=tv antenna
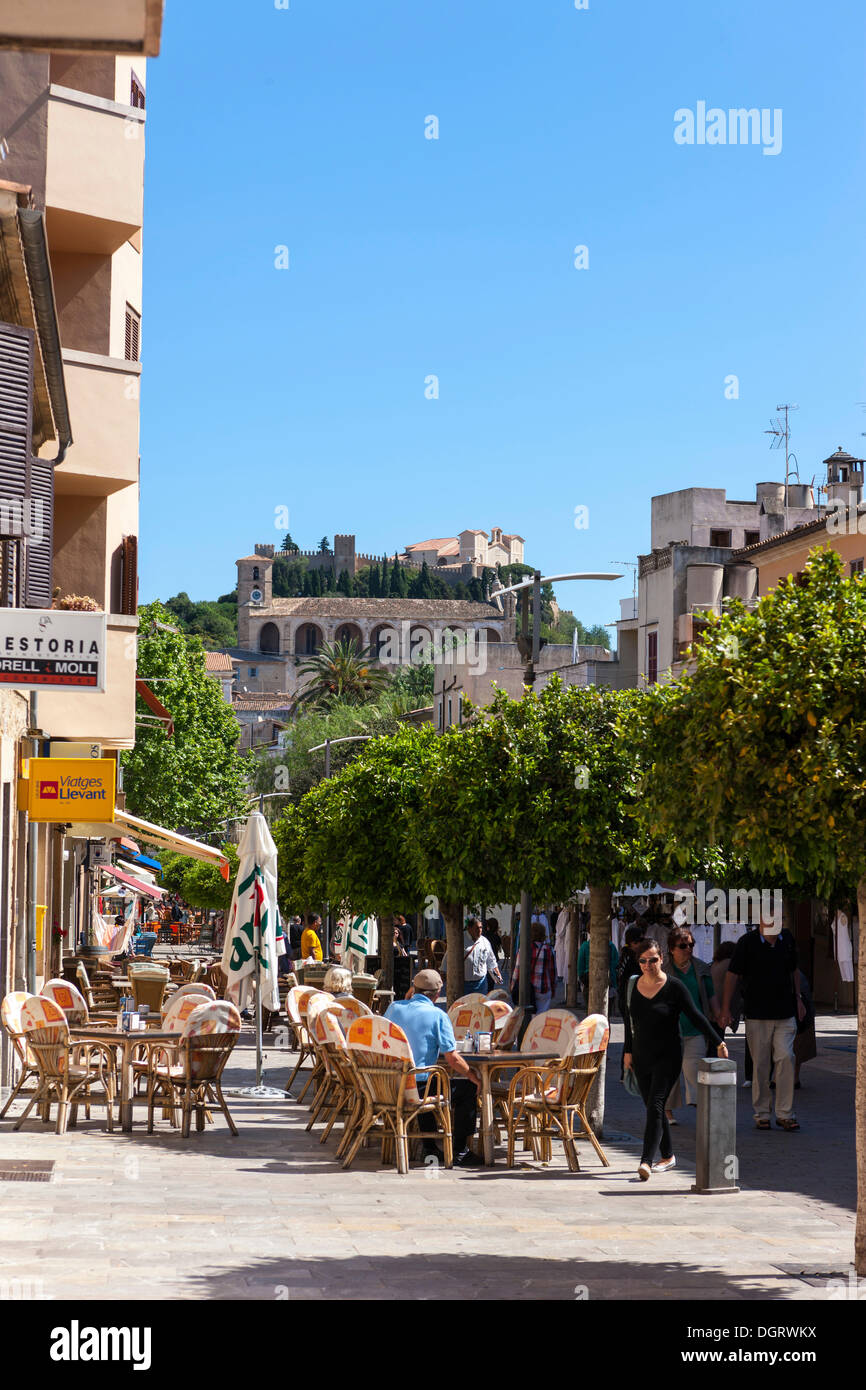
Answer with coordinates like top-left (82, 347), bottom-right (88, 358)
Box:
top-left (611, 560), bottom-right (637, 602)
top-left (765, 404), bottom-right (800, 525)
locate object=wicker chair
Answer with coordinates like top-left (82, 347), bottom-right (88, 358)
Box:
top-left (14, 997), bottom-right (116, 1135)
top-left (306, 1006), bottom-right (356, 1142)
top-left (300, 992), bottom-right (337, 1112)
top-left (128, 964), bottom-right (170, 1013)
top-left (350, 974), bottom-right (377, 1008)
top-left (448, 996), bottom-right (488, 1041)
top-left (163, 983), bottom-right (216, 1017)
top-left (204, 963), bottom-right (226, 996)
top-left (342, 1016), bottom-right (453, 1174)
top-left (145, 1000), bottom-right (241, 1137)
top-left (40, 978), bottom-right (90, 1026)
top-left (0, 991), bottom-right (38, 1118)
top-left (503, 1014), bottom-right (611, 1171)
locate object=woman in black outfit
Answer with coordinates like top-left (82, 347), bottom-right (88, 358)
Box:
top-left (623, 937), bottom-right (727, 1180)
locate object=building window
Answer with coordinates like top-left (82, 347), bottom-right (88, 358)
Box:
top-left (248, 667), bottom-right (258, 678)
top-left (447, 697), bottom-right (452, 727)
top-left (647, 631), bottom-right (658, 685)
top-left (124, 304), bottom-right (141, 362)
top-left (709, 529), bottom-right (732, 548)
top-left (851, 559), bottom-right (864, 578)
top-left (252, 567), bottom-right (259, 581)
top-left (744, 530), bottom-right (760, 547)
top-left (130, 71), bottom-right (146, 109)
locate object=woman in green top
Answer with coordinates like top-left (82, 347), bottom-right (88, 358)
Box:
top-left (665, 925), bottom-right (719, 1115)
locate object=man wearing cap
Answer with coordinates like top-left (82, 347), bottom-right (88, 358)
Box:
top-left (385, 969), bottom-right (483, 1167)
top-left (718, 911), bottom-right (805, 1131)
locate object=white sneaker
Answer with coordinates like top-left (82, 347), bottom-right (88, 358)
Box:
top-left (741, 1079), bottom-right (751, 1087)
top-left (652, 1156), bottom-right (676, 1173)
top-left (637, 1162), bottom-right (652, 1181)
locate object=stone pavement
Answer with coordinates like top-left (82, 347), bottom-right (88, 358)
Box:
top-left (0, 1013), bottom-right (855, 1302)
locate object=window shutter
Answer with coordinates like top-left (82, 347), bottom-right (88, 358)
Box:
top-left (24, 454), bottom-right (54, 608)
top-left (124, 305), bottom-right (140, 363)
top-left (120, 533), bottom-right (138, 615)
top-left (0, 321), bottom-right (34, 541)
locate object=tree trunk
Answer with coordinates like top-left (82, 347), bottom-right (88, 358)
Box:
top-left (587, 883), bottom-right (612, 1135)
top-left (378, 912), bottom-right (394, 991)
top-left (855, 879), bottom-right (866, 1276)
top-left (566, 904), bottom-right (580, 1009)
top-left (442, 902), bottom-right (464, 1007)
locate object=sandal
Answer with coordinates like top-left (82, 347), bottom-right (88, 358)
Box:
top-left (755, 1119), bottom-right (771, 1130)
top-left (776, 1118), bottom-right (800, 1131)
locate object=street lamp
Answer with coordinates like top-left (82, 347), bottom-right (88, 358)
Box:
top-left (307, 735), bottom-right (375, 954)
top-left (489, 570), bottom-right (622, 1014)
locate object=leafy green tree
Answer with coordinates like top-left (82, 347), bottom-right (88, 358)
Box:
top-left (272, 555), bottom-right (308, 597)
top-left (281, 533), bottom-right (300, 554)
top-left (637, 547), bottom-right (866, 1269)
top-left (318, 536), bottom-right (332, 554)
top-left (337, 569), bottom-right (354, 596)
top-left (389, 557), bottom-right (407, 598)
top-left (122, 602), bottom-right (251, 834)
top-left (294, 638), bottom-right (391, 710)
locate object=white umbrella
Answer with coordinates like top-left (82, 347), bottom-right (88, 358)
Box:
top-left (221, 809), bottom-right (281, 1093)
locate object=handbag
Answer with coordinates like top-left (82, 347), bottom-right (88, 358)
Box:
top-left (622, 975), bottom-right (642, 1096)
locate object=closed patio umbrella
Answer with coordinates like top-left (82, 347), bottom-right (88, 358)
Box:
top-left (220, 809), bottom-right (282, 1095)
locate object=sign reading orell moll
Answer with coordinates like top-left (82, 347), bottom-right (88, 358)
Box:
top-left (28, 758), bottom-right (116, 822)
top-left (0, 610), bottom-right (106, 691)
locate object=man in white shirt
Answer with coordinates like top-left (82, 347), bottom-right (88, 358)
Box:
top-left (443, 917), bottom-right (503, 996)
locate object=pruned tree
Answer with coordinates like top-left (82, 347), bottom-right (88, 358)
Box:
top-left (638, 546), bottom-right (866, 1274)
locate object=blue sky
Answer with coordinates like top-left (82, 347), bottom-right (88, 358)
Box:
top-left (139, 0), bottom-right (866, 633)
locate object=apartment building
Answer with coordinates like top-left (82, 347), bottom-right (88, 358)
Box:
top-left (0, 14), bottom-right (164, 1094)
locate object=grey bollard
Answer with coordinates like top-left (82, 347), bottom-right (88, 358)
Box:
top-left (691, 1057), bottom-right (739, 1194)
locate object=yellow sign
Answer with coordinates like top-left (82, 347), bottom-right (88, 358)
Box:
top-left (28, 758), bottom-right (116, 823)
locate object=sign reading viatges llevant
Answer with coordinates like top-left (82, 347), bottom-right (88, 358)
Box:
top-left (0, 609), bottom-right (106, 690)
top-left (28, 758), bottom-right (116, 822)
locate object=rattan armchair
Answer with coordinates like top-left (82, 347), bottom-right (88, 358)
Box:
top-left (128, 963), bottom-right (170, 1013)
top-left (145, 1000), bottom-right (241, 1137)
top-left (343, 1016), bottom-right (453, 1174)
top-left (0, 991), bottom-right (38, 1118)
top-left (14, 997), bottom-right (116, 1135)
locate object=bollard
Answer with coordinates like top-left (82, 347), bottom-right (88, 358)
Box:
top-left (692, 1057), bottom-right (739, 1194)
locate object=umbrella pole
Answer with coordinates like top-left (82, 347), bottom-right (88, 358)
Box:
top-left (256, 794), bottom-right (264, 1088)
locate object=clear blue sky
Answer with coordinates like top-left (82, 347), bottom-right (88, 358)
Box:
top-left (139, 0), bottom-right (866, 633)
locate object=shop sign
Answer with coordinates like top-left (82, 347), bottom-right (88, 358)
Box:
top-left (28, 758), bottom-right (116, 822)
top-left (0, 610), bottom-right (106, 691)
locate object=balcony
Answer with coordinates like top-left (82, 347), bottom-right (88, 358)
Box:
top-left (0, 1), bottom-right (163, 55)
top-left (45, 86), bottom-right (145, 249)
top-left (37, 615), bottom-right (139, 750)
top-left (54, 352), bottom-right (141, 497)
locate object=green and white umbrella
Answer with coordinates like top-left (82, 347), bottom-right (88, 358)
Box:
top-left (220, 810), bottom-right (281, 1093)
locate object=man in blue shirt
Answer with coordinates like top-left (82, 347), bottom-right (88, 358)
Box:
top-left (386, 969), bottom-right (482, 1167)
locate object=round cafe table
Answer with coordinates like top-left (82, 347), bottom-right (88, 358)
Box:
top-left (71, 1024), bottom-right (176, 1131)
top-left (458, 1050), bottom-right (562, 1165)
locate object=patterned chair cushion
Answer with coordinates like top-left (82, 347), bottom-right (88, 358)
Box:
top-left (313, 1008), bottom-right (348, 1048)
top-left (163, 992), bottom-right (211, 1034)
top-left (41, 978), bottom-right (88, 1025)
top-left (20, 995), bottom-right (69, 1044)
top-left (448, 998), bottom-right (487, 1040)
top-left (521, 1008), bottom-right (583, 1056)
top-left (181, 1000), bottom-right (242, 1080)
top-left (345, 1015), bottom-right (420, 1104)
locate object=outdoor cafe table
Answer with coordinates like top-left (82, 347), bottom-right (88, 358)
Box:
top-left (70, 1025), bottom-right (177, 1132)
top-left (459, 1050), bottom-right (562, 1165)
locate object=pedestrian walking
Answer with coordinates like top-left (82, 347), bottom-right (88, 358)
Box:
top-left (511, 922), bottom-right (556, 1012)
top-left (623, 937), bottom-right (727, 1180)
top-left (664, 926), bottom-right (719, 1121)
top-left (718, 912), bottom-right (804, 1130)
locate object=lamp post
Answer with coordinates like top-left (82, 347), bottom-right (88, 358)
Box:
top-left (488, 571), bottom-right (622, 1012)
top-left (308, 736), bottom-right (374, 955)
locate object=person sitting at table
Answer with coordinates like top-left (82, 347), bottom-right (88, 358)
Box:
top-left (385, 969), bottom-right (482, 1168)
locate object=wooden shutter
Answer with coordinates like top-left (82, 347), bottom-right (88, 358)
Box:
top-left (0, 321), bottom-right (34, 541)
top-left (124, 305), bottom-right (140, 363)
top-left (120, 533), bottom-right (138, 615)
top-left (24, 453), bottom-right (54, 607)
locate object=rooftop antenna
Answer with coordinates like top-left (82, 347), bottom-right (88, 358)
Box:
top-left (765, 404), bottom-right (799, 528)
top-left (611, 560), bottom-right (637, 603)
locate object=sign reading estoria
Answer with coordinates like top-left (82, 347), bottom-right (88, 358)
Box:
top-left (0, 609), bottom-right (106, 691)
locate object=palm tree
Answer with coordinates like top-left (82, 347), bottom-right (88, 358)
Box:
top-left (293, 638), bottom-right (391, 710)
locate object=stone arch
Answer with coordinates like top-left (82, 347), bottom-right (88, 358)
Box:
top-left (370, 623), bottom-right (396, 663)
top-left (409, 625), bottom-right (434, 665)
top-left (484, 627), bottom-right (501, 644)
top-left (259, 621), bottom-right (280, 654)
top-left (335, 622), bottom-right (363, 650)
top-left (295, 622), bottom-right (323, 656)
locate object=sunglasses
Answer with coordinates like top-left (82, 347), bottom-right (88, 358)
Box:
top-left (639, 956), bottom-right (660, 966)
top-left (672, 942), bottom-right (694, 950)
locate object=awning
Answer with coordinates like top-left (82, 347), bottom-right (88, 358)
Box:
top-left (119, 836), bottom-right (141, 856)
top-left (102, 866), bottom-right (165, 900)
top-left (116, 858), bottom-right (157, 883)
top-left (132, 851), bottom-right (161, 873)
top-left (135, 680), bottom-right (175, 737)
top-left (113, 809), bottom-right (230, 880)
